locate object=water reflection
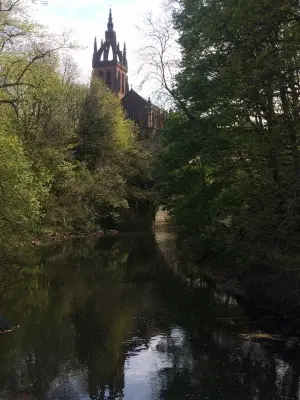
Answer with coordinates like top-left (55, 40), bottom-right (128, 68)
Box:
top-left (0, 232), bottom-right (299, 399)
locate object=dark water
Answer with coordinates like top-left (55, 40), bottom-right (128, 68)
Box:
top-left (0, 231), bottom-right (300, 400)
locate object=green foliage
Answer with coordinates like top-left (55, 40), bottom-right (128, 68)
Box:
top-left (158, 0), bottom-right (300, 264)
top-left (0, 131), bottom-right (46, 251)
top-left (78, 76), bottom-right (154, 228)
top-left (78, 77), bottom-right (135, 169)
top-left (0, 46), bottom-right (154, 251)
top-left (0, 1), bottom-right (155, 253)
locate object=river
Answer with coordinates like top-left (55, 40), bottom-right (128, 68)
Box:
top-left (0, 230), bottom-right (300, 399)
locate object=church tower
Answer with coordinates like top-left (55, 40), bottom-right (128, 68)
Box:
top-left (92, 8), bottom-right (129, 99)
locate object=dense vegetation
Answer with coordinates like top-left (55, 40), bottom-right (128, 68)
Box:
top-left (158, 0), bottom-right (300, 266)
top-left (5, 0), bottom-right (300, 270)
top-left (0, 0), bottom-right (153, 255)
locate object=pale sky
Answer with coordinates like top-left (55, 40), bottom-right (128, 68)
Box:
top-left (33, 0), bottom-right (164, 97)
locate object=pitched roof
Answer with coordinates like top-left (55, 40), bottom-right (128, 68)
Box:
top-left (122, 89), bottom-right (165, 113)
top-left (122, 89), bottom-right (147, 104)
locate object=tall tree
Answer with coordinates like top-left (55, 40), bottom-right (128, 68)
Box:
top-left (0, 130), bottom-right (45, 252)
top-left (78, 76), bottom-right (155, 229)
top-left (158, 0), bottom-right (300, 262)
top-left (0, 0), bottom-right (72, 107)
top-left (78, 76), bottom-right (135, 170)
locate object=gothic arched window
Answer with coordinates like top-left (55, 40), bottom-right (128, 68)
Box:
top-left (106, 70), bottom-right (112, 86)
top-left (120, 73), bottom-right (124, 94)
top-left (117, 71), bottom-right (120, 92)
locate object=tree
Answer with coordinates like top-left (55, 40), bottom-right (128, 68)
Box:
top-left (157, 0), bottom-right (300, 263)
top-left (0, 0), bottom-right (74, 107)
top-left (0, 131), bottom-right (46, 252)
top-left (78, 76), bottom-right (135, 169)
top-left (0, 1), bottom-right (156, 245)
top-left (0, 1), bottom-right (87, 245)
top-left (3, 54), bottom-right (94, 233)
top-left (78, 76), bottom-right (155, 230)
top-left (136, 7), bottom-right (180, 109)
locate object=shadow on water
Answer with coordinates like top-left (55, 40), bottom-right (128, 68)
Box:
top-left (0, 231), bottom-right (300, 399)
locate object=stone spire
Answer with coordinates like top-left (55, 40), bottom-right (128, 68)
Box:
top-left (123, 42), bottom-right (127, 59)
top-left (92, 6), bottom-right (128, 98)
top-left (107, 7), bottom-right (113, 31)
top-left (123, 42), bottom-right (127, 68)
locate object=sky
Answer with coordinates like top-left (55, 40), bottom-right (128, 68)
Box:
top-left (32, 0), bottom-right (164, 97)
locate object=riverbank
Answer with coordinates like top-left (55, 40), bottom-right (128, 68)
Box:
top-left (200, 261), bottom-right (300, 312)
top-left (31, 229), bottom-right (119, 245)
top-left (192, 259), bottom-right (300, 343)
top-left (33, 224), bottom-right (300, 349)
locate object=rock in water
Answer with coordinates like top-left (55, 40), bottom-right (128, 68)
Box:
top-left (285, 337), bottom-right (300, 350)
top-left (0, 315), bottom-right (12, 333)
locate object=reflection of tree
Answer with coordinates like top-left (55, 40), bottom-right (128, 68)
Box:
top-left (0, 233), bottom-right (161, 399)
top-left (69, 234), bottom-right (161, 399)
top-left (1, 233), bottom-right (300, 400)
top-left (155, 344), bottom-right (300, 399)
top-left (151, 268), bottom-right (300, 400)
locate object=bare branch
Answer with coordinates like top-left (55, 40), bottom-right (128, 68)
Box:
top-left (0, 1), bottom-right (79, 108)
top-left (135, 7), bottom-right (180, 109)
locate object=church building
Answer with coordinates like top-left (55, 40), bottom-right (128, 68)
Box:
top-left (92, 9), bottom-right (166, 133)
